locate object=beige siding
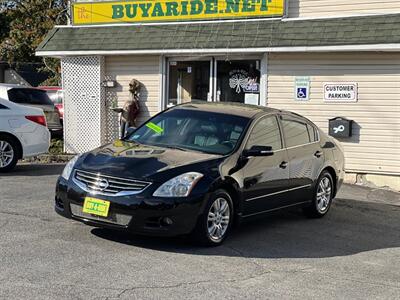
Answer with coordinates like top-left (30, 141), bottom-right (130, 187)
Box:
top-left (267, 52), bottom-right (400, 175)
top-left (288, 0), bottom-right (400, 18)
top-left (105, 55), bottom-right (160, 125)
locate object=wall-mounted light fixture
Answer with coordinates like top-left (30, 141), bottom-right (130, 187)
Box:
top-left (102, 80), bottom-right (116, 88)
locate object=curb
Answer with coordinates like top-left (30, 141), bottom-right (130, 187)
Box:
top-left (22, 154), bottom-right (75, 164)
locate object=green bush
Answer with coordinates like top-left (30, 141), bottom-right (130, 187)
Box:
top-left (49, 139), bottom-right (64, 154)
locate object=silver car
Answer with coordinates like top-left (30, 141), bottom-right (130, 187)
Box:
top-left (0, 84), bottom-right (62, 133)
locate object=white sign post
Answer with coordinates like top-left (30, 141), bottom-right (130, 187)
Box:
top-left (324, 83), bottom-right (358, 102)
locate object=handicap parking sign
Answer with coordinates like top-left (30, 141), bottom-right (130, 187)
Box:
top-left (295, 76), bottom-right (310, 101)
top-left (296, 87), bottom-right (308, 100)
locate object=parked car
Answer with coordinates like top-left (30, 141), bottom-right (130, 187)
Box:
top-left (0, 97), bottom-right (50, 172)
top-left (0, 84), bottom-right (62, 134)
top-left (40, 86), bottom-right (64, 123)
top-left (55, 102), bottom-right (345, 246)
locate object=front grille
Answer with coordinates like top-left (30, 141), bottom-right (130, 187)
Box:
top-left (73, 169), bottom-right (151, 196)
top-left (70, 203), bottom-right (132, 226)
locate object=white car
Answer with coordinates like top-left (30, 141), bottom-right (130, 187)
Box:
top-left (0, 97), bottom-right (50, 172)
top-left (0, 84), bottom-right (62, 134)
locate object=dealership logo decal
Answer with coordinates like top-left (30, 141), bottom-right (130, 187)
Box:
top-left (229, 70), bottom-right (249, 94)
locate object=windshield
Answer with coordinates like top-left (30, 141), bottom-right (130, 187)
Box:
top-left (128, 109), bottom-right (250, 155)
top-left (8, 88), bottom-right (53, 106)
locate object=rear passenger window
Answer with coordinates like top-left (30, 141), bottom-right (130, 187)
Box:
top-left (281, 118), bottom-right (311, 148)
top-left (8, 88), bottom-right (53, 105)
top-left (246, 116), bottom-right (282, 151)
top-left (0, 103), bottom-right (8, 109)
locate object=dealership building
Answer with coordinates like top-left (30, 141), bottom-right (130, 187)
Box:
top-left (37, 0), bottom-right (400, 190)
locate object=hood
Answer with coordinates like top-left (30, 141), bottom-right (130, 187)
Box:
top-left (76, 140), bottom-right (222, 181)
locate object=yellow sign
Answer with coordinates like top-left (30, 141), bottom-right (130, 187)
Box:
top-left (73, 0), bottom-right (285, 25)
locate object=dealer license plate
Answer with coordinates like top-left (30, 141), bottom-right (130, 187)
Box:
top-left (82, 197), bottom-right (110, 217)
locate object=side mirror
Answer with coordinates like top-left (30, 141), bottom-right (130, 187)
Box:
top-left (242, 145), bottom-right (274, 157)
top-left (124, 127), bottom-right (137, 138)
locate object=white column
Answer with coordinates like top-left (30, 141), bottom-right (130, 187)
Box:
top-left (260, 53), bottom-right (269, 106)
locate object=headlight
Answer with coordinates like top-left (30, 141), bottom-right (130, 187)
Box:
top-left (153, 172), bottom-right (203, 198)
top-left (61, 155), bottom-right (81, 180)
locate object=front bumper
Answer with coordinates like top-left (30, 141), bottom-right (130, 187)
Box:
top-left (55, 176), bottom-right (207, 236)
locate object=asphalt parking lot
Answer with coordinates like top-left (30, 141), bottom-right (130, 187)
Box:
top-left (0, 164), bottom-right (399, 300)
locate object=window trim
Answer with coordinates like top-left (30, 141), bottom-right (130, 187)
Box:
top-left (279, 114), bottom-right (321, 150)
top-left (0, 103), bottom-right (9, 109)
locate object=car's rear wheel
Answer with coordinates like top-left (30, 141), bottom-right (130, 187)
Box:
top-left (0, 135), bottom-right (19, 172)
top-left (191, 189), bottom-right (233, 246)
top-left (303, 171), bottom-right (334, 218)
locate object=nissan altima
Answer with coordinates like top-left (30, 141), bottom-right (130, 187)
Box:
top-left (55, 102), bottom-right (344, 246)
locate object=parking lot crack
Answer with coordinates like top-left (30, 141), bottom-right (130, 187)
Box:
top-left (0, 210), bottom-right (53, 222)
top-left (223, 244), bottom-right (266, 271)
top-left (107, 270), bottom-right (272, 299)
top-left (0, 220), bottom-right (9, 229)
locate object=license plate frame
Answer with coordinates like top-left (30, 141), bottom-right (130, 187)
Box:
top-left (82, 197), bottom-right (110, 217)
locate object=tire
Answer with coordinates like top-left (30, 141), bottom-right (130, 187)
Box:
top-left (303, 171), bottom-right (334, 218)
top-left (191, 189), bottom-right (234, 246)
top-left (0, 135), bottom-right (19, 172)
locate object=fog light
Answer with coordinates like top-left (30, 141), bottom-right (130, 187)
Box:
top-left (162, 217), bottom-right (173, 226)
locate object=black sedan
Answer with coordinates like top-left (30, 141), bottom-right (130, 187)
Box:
top-left (55, 102), bottom-right (345, 246)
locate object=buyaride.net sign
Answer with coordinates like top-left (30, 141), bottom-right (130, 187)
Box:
top-left (73, 0), bottom-right (285, 25)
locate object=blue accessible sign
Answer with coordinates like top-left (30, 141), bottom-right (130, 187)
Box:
top-left (295, 76), bottom-right (310, 101)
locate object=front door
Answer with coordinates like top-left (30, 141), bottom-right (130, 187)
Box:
top-left (167, 60), bottom-right (211, 107)
top-left (242, 115), bottom-right (290, 216)
top-left (165, 58), bottom-right (262, 108)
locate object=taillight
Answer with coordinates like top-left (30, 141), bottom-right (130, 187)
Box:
top-left (25, 115), bottom-right (47, 127)
top-left (55, 104), bottom-right (64, 117)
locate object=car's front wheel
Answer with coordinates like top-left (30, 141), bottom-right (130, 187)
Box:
top-left (191, 189), bottom-right (233, 246)
top-left (0, 135), bottom-right (19, 172)
top-left (303, 171), bottom-right (334, 218)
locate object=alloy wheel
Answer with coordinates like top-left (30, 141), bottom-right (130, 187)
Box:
top-left (207, 197), bottom-right (230, 241)
top-left (316, 176), bottom-right (332, 213)
top-left (0, 140), bottom-right (14, 168)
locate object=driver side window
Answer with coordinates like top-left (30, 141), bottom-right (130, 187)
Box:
top-left (246, 116), bottom-right (282, 151)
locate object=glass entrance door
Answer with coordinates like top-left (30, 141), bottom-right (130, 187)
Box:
top-left (167, 60), bottom-right (211, 107)
top-left (165, 58), bottom-right (262, 108)
top-left (216, 60), bottom-right (261, 105)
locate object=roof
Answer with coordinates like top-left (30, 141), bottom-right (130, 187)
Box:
top-left (175, 101), bottom-right (278, 119)
top-left (37, 14), bottom-right (400, 54)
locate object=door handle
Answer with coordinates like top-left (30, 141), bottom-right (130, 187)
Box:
top-left (279, 161), bottom-right (288, 169)
top-left (314, 151), bottom-right (323, 158)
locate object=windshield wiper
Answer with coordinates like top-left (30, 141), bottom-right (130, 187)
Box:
top-left (162, 145), bottom-right (188, 152)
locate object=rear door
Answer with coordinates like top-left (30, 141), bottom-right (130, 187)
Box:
top-left (279, 114), bottom-right (324, 204)
top-left (242, 115), bottom-right (290, 216)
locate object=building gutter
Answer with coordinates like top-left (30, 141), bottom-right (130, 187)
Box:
top-left (36, 43), bottom-right (400, 57)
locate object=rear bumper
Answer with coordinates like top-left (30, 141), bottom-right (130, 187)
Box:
top-left (55, 176), bottom-right (206, 236)
top-left (48, 124), bottom-right (63, 132)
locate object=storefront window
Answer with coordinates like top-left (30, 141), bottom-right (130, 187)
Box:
top-left (217, 60), bottom-right (260, 105)
top-left (167, 61), bottom-right (210, 107)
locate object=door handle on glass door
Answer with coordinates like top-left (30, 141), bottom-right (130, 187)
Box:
top-left (279, 161), bottom-right (288, 169)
